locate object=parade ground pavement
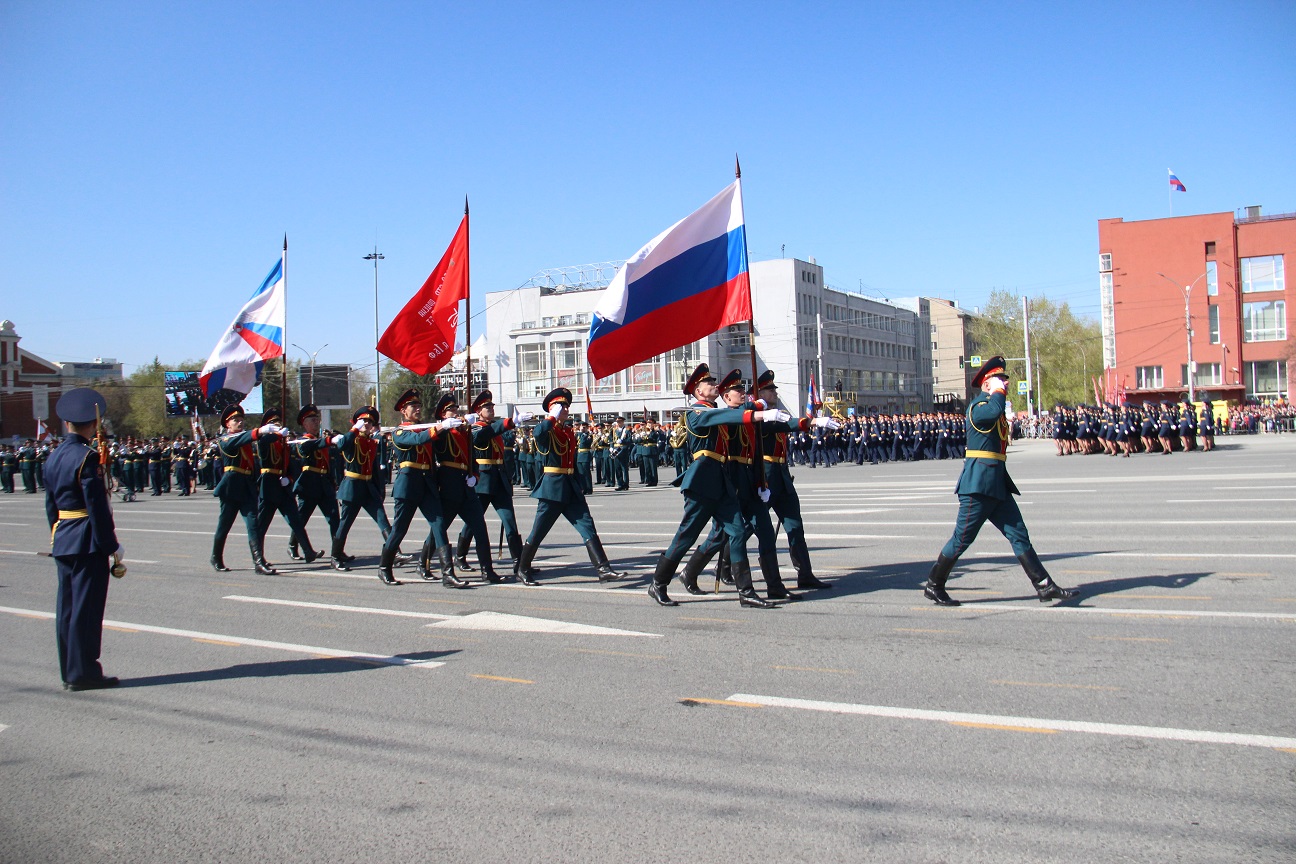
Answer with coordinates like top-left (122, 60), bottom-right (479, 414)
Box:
top-left (2, 434), bottom-right (1294, 863)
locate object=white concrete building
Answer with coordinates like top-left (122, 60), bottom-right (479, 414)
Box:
top-left (482, 258), bottom-right (930, 419)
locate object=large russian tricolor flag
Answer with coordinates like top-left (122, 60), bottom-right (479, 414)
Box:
top-left (199, 256), bottom-right (286, 396)
top-left (587, 179), bottom-right (751, 380)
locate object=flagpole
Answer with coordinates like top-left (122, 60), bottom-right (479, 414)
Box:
top-left (736, 155), bottom-right (768, 492)
top-left (464, 196), bottom-right (471, 402)
top-left (281, 234), bottom-right (288, 418)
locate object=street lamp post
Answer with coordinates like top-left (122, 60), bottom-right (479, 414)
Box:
top-left (1158, 272), bottom-right (1208, 403)
top-left (292, 342), bottom-right (328, 404)
top-left (365, 248), bottom-right (385, 412)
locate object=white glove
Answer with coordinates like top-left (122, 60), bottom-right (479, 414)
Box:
top-left (812, 417), bottom-right (840, 430)
top-left (280, 476), bottom-right (290, 487)
top-left (438, 417), bottom-right (463, 431)
top-left (548, 403), bottom-right (564, 420)
top-left (987, 377), bottom-right (1007, 394)
top-left (758, 487), bottom-right (771, 503)
top-left (1004, 401), bottom-right (1016, 421)
top-left (513, 409), bottom-right (534, 424)
top-left (751, 399), bottom-right (768, 410)
top-left (115, 543), bottom-right (125, 559)
top-left (463, 413), bottom-right (478, 425)
top-left (352, 419), bottom-right (367, 431)
top-left (756, 409), bottom-right (792, 424)
top-left (466, 475), bottom-right (478, 488)
top-left (330, 435), bottom-right (344, 446)
top-left (258, 424), bottom-right (277, 436)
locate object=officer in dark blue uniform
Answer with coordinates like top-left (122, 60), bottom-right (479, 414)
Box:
top-left (45, 388), bottom-right (123, 690)
top-left (923, 356), bottom-right (1078, 606)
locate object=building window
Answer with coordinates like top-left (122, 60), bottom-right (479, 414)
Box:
top-left (593, 371), bottom-right (622, 396)
top-left (1208, 304), bottom-right (1220, 344)
top-left (1099, 253), bottom-right (1112, 272)
top-left (551, 340), bottom-right (584, 392)
top-left (1243, 300), bottom-right (1286, 342)
top-left (1182, 363), bottom-right (1222, 386)
top-left (1206, 260), bottom-right (1218, 297)
top-left (1241, 255), bottom-right (1285, 294)
top-left (1136, 366), bottom-right (1164, 389)
top-left (1204, 241), bottom-right (1216, 256)
top-left (1246, 360), bottom-right (1288, 399)
top-left (629, 360), bottom-right (661, 393)
top-left (516, 343), bottom-right (548, 399)
top-left (667, 345), bottom-right (697, 391)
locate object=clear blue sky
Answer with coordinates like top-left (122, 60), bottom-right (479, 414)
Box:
top-left (3, 1), bottom-right (1292, 377)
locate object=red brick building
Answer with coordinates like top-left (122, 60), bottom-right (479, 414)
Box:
top-left (1098, 207), bottom-right (1292, 404)
top-left (0, 320), bottom-right (65, 440)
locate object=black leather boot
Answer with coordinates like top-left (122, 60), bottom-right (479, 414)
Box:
top-left (251, 539), bottom-right (278, 576)
top-left (507, 532), bottom-right (526, 567)
top-left (210, 537), bottom-right (230, 572)
top-left (585, 536), bottom-right (624, 582)
top-left (454, 534), bottom-right (476, 572)
top-left (1019, 549), bottom-right (1077, 602)
top-left (288, 537), bottom-right (304, 561)
top-left (734, 560), bottom-right (776, 608)
top-left (923, 554), bottom-right (960, 606)
top-left (298, 533), bottom-right (321, 564)
top-left (716, 553), bottom-right (734, 586)
top-left (761, 552), bottom-right (800, 602)
top-left (514, 541), bottom-right (540, 586)
top-left (790, 542), bottom-right (832, 590)
top-left (377, 546), bottom-right (402, 586)
top-left (648, 554), bottom-right (680, 606)
top-left (479, 543), bottom-right (507, 583)
top-left (330, 537), bottom-right (351, 572)
top-left (438, 545), bottom-right (469, 589)
top-left (417, 540), bottom-right (435, 581)
top-left (680, 545), bottom-right (713, 595)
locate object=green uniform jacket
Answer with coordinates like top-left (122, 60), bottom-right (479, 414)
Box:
top-left (470, 418), bottom-right (514, 496)
top-left (390, 426), bottom-right (439, 500)
top-left (214, 429), bottom-right (260, 505)
top-left (678, 401), bottom-right (757, 502)
top-left (530, 418), bottom-right (583, 505)
top-left (955, 391), bottom-right (1019, 499)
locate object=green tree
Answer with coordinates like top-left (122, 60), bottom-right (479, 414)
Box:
top-left (966, 289), bottom-right (1103, 411)
top-left (379, 360), bottom-right (444, 417)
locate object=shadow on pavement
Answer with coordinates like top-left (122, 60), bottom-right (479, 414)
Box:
top-left (117, 650), bottom-right (459, 688)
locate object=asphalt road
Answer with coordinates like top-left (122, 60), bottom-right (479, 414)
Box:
top-left (2, 434), bottom-right (1294, 863)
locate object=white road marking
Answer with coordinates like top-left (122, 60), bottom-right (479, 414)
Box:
top-left (0, 605), bottom-right (443, 669)
top-left (1075, 520), bottom-right (1296, 526)
top-left (1097, 551), bottom-right (1296, 560)
top-left (225, 593), bottom-right (661, 636)
top-left (936, 601), bottom-right (1296, 621)
top-left (728, 693), bottom-right (1296, 751)
top-left (224, 595), bottom-right (454, 620)
top-left (1166, 498), bottom-right (1296, 503)
top-left (0, 549), bottom-right (39, 555)
top-left (0, 522), bottom-right (30, 526)
top-left (428, 610), bottom-right (661, 637)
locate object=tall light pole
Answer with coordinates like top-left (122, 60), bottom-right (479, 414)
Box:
top-left (1158, 271), bottom-right (1207, 403)
top-left (292, 342), bottom-right (328, 404)
top-left (365, 248), bottom-right (385, 412)
top-left (1021, 296), bottom-right (1034, 417)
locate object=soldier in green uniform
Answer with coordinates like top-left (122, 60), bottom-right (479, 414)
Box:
top-left (379, 389), bottom-right (460, 587)
top-left (513, 388), bottom-right (623, 585)
top-left (330, 406), bottom-right (396, 571)
top-left (425, 394), bottom-right (498, 585)
top-left (923, 356), bottom-right (1078, 606)
top-left (635, 420), bottom-right (661, 486)
top-left (211, 405), bottom-right (283, 574)
top-left (574, 421), bottom-right (595, 494)
top-left (455, 390), bottom-right (533, 576)
top-left (19, 440), bottom-right (38, 493)
top-left (254, 408), bottom-right (320, 571)
top-left (648, 364), bottom-right (781, 609)
top-left (288, 405), bottom-right (341, 562)
top-left (0, 445), bottom-right (15, 493)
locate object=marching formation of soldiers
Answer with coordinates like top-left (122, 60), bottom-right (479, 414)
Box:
top-left (1047, 401), bottom-right (1218, 456)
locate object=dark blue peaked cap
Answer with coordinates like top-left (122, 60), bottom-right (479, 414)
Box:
top-left (55, 387), bottom-right (107, 425)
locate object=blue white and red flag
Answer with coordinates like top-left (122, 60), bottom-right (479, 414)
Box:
top-left (199, 256), bottom-right (285, 396)
top-left (1168, 170), bottom-right (1187, 192)
top-left (587, 180), bottom-right (751, 379)
top-left (806, 372), bottom-right (821, 417)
